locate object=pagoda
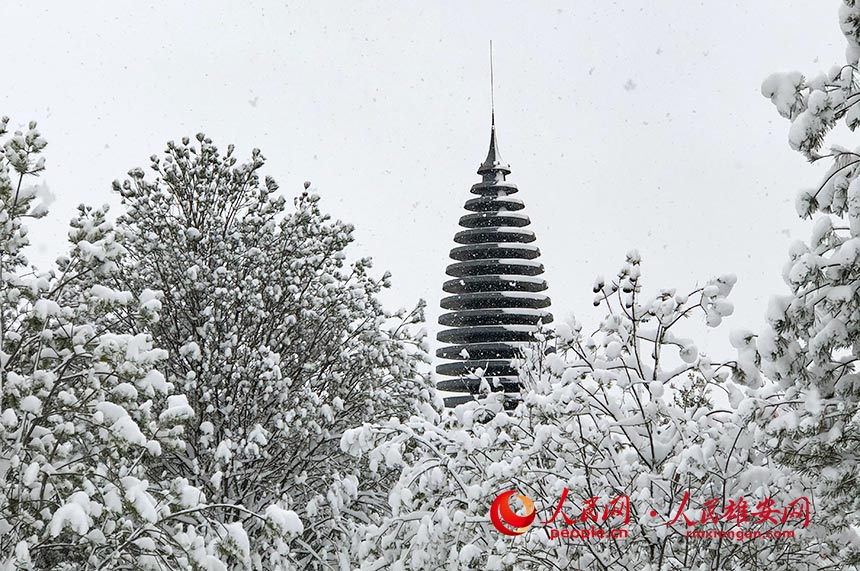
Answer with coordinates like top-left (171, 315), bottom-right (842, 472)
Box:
top-left (435, 115), bottom-right (553, 407)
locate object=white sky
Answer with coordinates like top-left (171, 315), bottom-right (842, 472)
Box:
top-left (1, 1), bottom-right (842, 364)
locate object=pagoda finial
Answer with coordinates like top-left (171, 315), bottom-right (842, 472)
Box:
top-left (479, 41), bottom-right (511, 179)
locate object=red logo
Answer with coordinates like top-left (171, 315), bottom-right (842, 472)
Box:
top-left (490, 490), bottom-right (536, 536)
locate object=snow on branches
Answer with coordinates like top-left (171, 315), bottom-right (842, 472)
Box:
top-left (755, 3), bottom-right (860, 562)
top-left (344, 255), bottom-right (838, 570)
top-left (0, 122), bottom-right (314, 570)
top-left (105, 134), bottom-right (435, 568)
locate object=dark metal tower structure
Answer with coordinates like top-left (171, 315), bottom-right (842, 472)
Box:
top-left (435, 116), bottom-right (553, 407)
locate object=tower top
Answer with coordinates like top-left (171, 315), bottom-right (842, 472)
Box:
top-left (478, 42), bottom-right (511, 179)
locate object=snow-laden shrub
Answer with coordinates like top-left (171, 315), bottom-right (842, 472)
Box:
top-left (103, 135), bottom-right (436, 568)
top-left (344, 254), bottom-right (847, 570)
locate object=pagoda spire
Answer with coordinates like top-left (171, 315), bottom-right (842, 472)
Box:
top-left (478, 112), bottom-right (510, 179)
top-left (478, 43), bottom-right (510, 180)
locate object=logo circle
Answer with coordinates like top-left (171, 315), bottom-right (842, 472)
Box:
top-left (490, 490), bottom-right (536, 535)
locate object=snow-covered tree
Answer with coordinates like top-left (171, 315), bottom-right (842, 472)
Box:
top-left (758, 1), bottom-right (860, 562)
top-left (0, 118), bottom-right (170, 568)
top-left (102, 134), bottom-right (434, 568)
top-left (0, 119), bottom-right (313, 570)
top-left (343, 253), bottom-right (845, 570)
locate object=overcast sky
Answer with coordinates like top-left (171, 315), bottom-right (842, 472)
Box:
top-left (1, 1), bottom-right (842, 363)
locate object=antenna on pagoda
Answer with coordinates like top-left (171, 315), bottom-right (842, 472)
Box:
top-left (490, 40), bottom-right (495, 127)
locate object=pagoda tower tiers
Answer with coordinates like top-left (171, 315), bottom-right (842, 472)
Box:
top-left (435, 117), bottom-right (552, 407)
